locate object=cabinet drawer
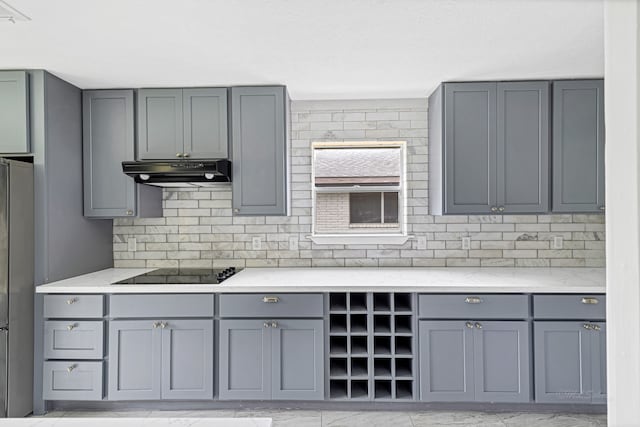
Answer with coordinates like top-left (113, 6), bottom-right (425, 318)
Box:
top-left (419, 294), bottom-right (529, 319)
top-left (219, 294), bottom-right (323, 318)
top-left (44, 321), bottom-right (104, 360)
top-left (109, 294), bottom-right (214, 318)
top-left (43, 361), bottom-right (103, 401)
top-left (44, 295), bottom-right (104, 318)
top-left (533, 295), bottom-right (606, 320)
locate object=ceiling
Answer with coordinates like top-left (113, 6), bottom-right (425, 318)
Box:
top-left (0, 0), bottom-right (604, 99)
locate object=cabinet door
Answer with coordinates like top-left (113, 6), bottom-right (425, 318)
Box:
top-left (219, 319), bottom-right (270, 400)
top-left (552, 80), bottom-right (605, 213)
top-left (534, 321), bottom-right (592, 403)
top-left (271, 319), bottom-right (324, 400)
top-left (496, 82), bottom-right (549, 213)
top-left (108, 320), bottom-right (162, 400)
top-left (0, 71), bottom-right (29, 154)
top-left (161, 319), bottom-right (213, 400)
top-left (183, 88), bottom-right (228, 159)
top-left (83, 90), bottom-right (136, 217)
top-left (231, 86), bottom-right (287, 215)
top-left (591, 322), bottom-right (607, 404)
top-left (137, 89), bottom-right (184, 160)
top-left (419, 321), bottom-right (474, 402)
top-left (473, 321), bottom-right (531, 402)
top-left (443, 82), bottom-right (497, 214)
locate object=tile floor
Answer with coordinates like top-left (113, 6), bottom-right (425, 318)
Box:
top-left (41, 410), bottom-right (607, 427)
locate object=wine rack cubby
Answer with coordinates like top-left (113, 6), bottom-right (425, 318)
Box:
top-left (328, 292), bottom-right (416, 400)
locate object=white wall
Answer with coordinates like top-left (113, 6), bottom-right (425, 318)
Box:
top-left (604, 1), bottom-right (640, 425)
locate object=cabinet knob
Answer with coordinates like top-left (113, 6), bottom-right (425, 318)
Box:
top-left (176, 153), bottom-right (183, 158)
top-left (183, 153), bottom-right (190, 158)
top-left (67, 323), bottom-right (77, 331)
top-left (599, 206), bottom-right (605, 211)
top-left (581, 297), bottom-right (599, 305)
top-left (271, 321), bottom-right (278, 328)
top-left (490, 207), bottom-right (498, 212)
top-left (263, 296), bottom-right (279, 304)
top-left (233, 208), bottom-right (240, 213)
top-left (474, 322), bottom-right (483, 329)
top-left (126, 210), bottom-right (133, 216)
top-left (160, 322), bottom-right (167, 329)
top-left (498, 206), bottom-right (505, 212)
top-left (66, 297), bottom-right (78, 305)
top-left (583, 323), bottom-right (593, 330)
top-left (592, 324), bottom-right (601, 331)
top-left (263, 322), bottom-right (271, 328)
top-left (153, 322), bottom-right (160, 329)
top-left (464, 296), bottom-right (483, 304)
top-left (67, 364), bottom-right (76, 373)
top-left (465, 321), bottom-right (474, 329)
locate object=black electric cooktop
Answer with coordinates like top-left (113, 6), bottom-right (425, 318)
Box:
top-left (113, 268), bottom-right (239, 285)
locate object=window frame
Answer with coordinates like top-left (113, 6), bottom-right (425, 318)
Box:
top-left (310, 141), bottom-right (409, 245)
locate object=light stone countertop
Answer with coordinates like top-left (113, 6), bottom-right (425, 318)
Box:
top-left (35, 267), bottom-right (606, 294)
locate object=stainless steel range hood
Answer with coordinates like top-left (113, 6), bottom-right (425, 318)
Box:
top-left (122, 159), bottom-right (232, 187)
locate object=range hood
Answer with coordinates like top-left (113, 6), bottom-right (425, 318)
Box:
top-left (122, 159), bottom-right (232, 187)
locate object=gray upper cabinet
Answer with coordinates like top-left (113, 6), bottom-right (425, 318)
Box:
top-left (419, 320), bottom-right (530, 403)
top-left (83, 90), bottom-right (161, 218)
top-left (108, 320), bottom-right (162, 400)
top-left (160, 319), bottom-right (214, 400)
top-left (496, 82), bottom-right (549, 213)
top-left (534, 321), bottom-right (605, 403)
top-left (0, 71), bottom-right (29, 154)
top-left (183, 88), bottom-right (228, 159)
top-left (219, 318), bottom-right (324, 400)
top-left (430, 81), bottom-right (549, 215)
top-left (231, 86), bottom-right (289, 216)
top-left (552, 80), bottom-right (605, 213)
top-left (137, 88), bottom-right (228, 160)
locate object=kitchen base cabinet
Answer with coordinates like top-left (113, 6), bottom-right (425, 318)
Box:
top-left (108, 319), bottom-right (214, 401)
top-left (534, 321), bottom-right (606, 403)
top-left (219, 319), bottom-right (323, 400)
top-left (419, 320), bottom-right (530, 403)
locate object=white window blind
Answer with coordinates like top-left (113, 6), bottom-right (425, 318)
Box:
top-left (314, 147), bottom-right (402, 186)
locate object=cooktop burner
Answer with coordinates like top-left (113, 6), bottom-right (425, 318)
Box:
top-left (113, 268), bottom-right (239, 285)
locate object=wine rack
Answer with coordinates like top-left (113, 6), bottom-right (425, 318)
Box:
top-left (328, 292), bottom-right (416, 400)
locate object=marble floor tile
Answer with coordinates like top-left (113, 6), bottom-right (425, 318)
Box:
top-left (500, 412), bottom-right (602, 427)
top-left (321, 411), bottom-right (413, 427)
top-left (410, 410), bottom-right (505, 426)
top-left (235, 410), bottom-right (322, 427)
top-left (148, 410), bottom-right (238, 418)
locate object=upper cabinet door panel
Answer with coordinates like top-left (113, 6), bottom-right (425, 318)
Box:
top-left (552, 80), bottom-right (605, 213)
top-left (137, 89), bottom-right (184, 160)
top-left (0, 71), bottom-right (29, 154)
top-left (231, 86), bottom-right (287, 215)
top-left (183, 88), bottom-right (228, 159)
top-left (83, 90), bottom-right (136, 217)
top-left (444, 82), bottom-right (497, 214)
top-left (496, 81), bottom-right (550, 213)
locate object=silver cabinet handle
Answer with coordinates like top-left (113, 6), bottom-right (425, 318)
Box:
top-left (498, 206), bottom-right (505, 212)
top-left (583, 323), bottom-right (593, 330)
top-left (465, 296), bottom-right (483, 304)
top-left (67, 364), bottom-right (76, 373)
top-left (271, 321), bottom-right (278, 328)
top-left (176, 153), bottom-right (183, 158)
top-left (465, 321), bottom-right (474, 329)
top-left (592, 324), bottom-right (601, 331)
top-left (581, 297), bottom-right (599, 305)
top-left (160, 322), bottom-right (167, 329)
top-left (66, 297), bottom-right (78, 305)
top-left (263, 296), bottom-right (279, 303)
top-left (67, 323), bottom-right (77, 331)
top-left (153, 322), bottom-right (160, 329)
top-left (183, 153), bottom-right (190, 158)
top-left (490, 207), bottom-right (498, 212)
top-left (475, 322), bottom-right (482, 329)
top-left (263, 322), bottom-right (271, 328)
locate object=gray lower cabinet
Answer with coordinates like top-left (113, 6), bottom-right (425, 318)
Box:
top-left (82, 90), bottom-right (161, 218)
top-left (108, 319), bottom-right (214, 401)
top-left (137, 88), bottom-right (228, 160)
top-left (0, 70), bottom-right (29, 154)
top-left (419, 320), bottom-right (530, 402)
top-left (552, 80), bottom-right (605, 213)
top-left (429, 81), bottom-right (549, 215)
top-left (534, 321), bottom-right (606, 403)
top-left (231, 86), bottom-right (289, 216)
top-left (219, 319), bottom-right (323, 400)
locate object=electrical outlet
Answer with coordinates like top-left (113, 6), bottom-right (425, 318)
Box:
top-left (461, 236), bottom-right (471, 250)
top-left (289, 236), bottom-right (299, 251)
top-left (417, 236), bottom-right (427, 250)
top-left (127, 237), bottom-right (137, 252)
top-left (553, 236), bottom-right (563, 249)
top-left (252, 236), bottom-right (262, 250)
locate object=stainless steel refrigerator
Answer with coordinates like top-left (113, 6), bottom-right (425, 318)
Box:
top-left (0, 158), bottom-right (34, 417)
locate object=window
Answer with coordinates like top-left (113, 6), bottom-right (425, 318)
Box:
top-left (311, 141), bottom-right (408, 244)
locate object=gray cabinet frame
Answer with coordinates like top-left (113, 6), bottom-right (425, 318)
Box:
top-left (137, 89), bottom-right (184, 160)
top-left (0, 70), bottom-right (30, 154)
